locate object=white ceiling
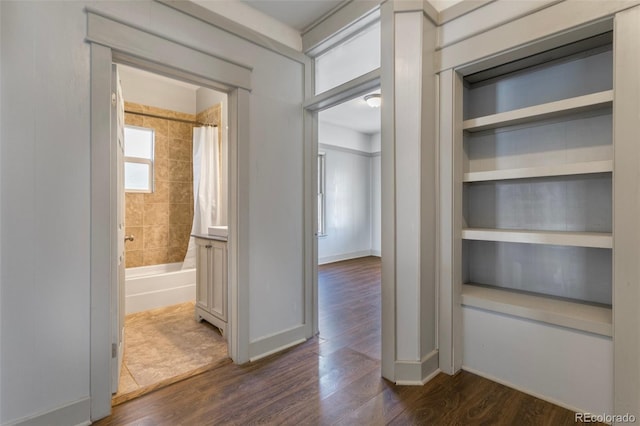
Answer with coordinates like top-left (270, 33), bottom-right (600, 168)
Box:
top-left (239, 0), bottom-right (463, 32)
top-left (319, 89), bottom-right (381, 135)
top-left (242, 0), bottom-right (346, 32)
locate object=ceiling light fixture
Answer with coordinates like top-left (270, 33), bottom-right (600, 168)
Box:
top-left (364, 94), bottom-right (381, 108)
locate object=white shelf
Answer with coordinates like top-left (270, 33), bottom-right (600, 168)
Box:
top-left (461, 284), bottom-right (612, 337)
top-left (462, 90), bottom-right (613, 132)
top-left (463, 160), bottom-right (612, 182)
top-left (462, 228), bottom-right (612, 248)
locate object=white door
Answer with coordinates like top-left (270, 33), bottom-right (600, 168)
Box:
top-left (111, 64), bottom-right (126, 393)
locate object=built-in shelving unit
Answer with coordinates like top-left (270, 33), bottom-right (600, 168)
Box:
top-left (460, 37), bottom-right (613, 333)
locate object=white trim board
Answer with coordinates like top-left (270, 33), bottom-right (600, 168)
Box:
top-left (438, 0), bottom-right (563, 49)
top-left (248, 325), bottom-right (307, 361)
top-left (394, 350), bottom-right (440, 385)
top-left (86, 11), bottom-right (252, 91)
top-left (438, 0), bottom-right (495, 25)
top-left (304, 68), bottom-right (381, 112)
top-left (318, 250), bottom-right (378, 265)
top-left (613, 6), bottom-right (640, 418)
top-left (302, 1), bottom-right (382, 55)
top-left (4, 398), bottom-right (91, 426)
top-left (158, 0), bottom-right (309, 64)
top-left (438, 2), bottom-right (637, 73)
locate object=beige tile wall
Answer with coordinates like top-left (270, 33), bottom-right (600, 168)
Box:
top-left (124, 102), bottom-right (196, 268)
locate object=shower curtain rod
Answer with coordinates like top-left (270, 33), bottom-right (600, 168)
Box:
top-left (124, 109), bottom-right (218, 127)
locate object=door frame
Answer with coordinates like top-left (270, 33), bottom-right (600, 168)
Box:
top-left (88, 10), bottom-right (251, 421)
top-left (303, 67), bottom-right (382, 350)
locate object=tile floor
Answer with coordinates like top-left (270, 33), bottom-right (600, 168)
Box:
top-left (112, 302), bottom-right (229, 405)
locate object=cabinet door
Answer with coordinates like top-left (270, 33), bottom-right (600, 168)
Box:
top-left (209, 241), bottom-right (228, 321)
top-left (195, 238), bottom-right (210, 311)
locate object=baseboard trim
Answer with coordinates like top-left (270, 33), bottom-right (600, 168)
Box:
top-left (4, 397), bottom-right (90, 426)
top-left (461, 365), bottom-right (585, 415)
top-left (249, 325), bottom-right (308, 361)
top-left (395, 350), bottom-right (440, 385)
top-left (370, 249), bottom-right (381, 257)
top-left (318, 250), bottom-right (377, 265)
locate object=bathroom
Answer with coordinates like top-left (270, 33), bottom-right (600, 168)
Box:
top-left (115, 65), bottom-right (229, 404)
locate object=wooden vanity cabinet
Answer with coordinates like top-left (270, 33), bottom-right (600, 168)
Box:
top-left (194, 237), bottom-right (228, 335)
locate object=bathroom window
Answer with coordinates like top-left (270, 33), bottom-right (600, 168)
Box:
top-left (318, 153), bottom-right (326, 237)
top-left (124, 126), bottom-right (154, 193)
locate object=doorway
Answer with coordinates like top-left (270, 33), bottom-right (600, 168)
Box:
top-left (111, 65), bottom-right (230, 404)
top-left (315, 88), bottom-right (382, 358)
top-left (89, 24), bottom-right (252, 417)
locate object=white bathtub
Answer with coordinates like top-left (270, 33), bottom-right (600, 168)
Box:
top-left (125, 262), bottom-right (196, 314)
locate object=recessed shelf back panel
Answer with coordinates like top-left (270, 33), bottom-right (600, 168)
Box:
top-left (464, 109), bottom-right (612, 173)
top-left (464, 240), bottom-right (612, 305)
top-left (464, 174), bottom-right (612, 232)
top-left (464, 48), bottom-right (612, 119)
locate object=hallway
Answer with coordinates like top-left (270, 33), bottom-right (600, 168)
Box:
top-left (95, 257), bottom-right (581, 425)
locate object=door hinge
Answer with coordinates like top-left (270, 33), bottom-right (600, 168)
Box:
top-left (112, 343), bottom-right (117, 358)
top-left (111, 92), bottom-right (117, 106)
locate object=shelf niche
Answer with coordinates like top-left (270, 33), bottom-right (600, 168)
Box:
top-left (460, 33), bottom-right (614, 327)
top-left (463, 174), bottom-right (612, 233)
top-left (462, 240), bottom-right (612, 306)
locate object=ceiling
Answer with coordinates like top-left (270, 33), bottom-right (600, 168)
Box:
top-left (319, 89), bottom-right (381, 134)
top-left (242, 0), bottom-right (347, 32)
top-left (239, 0), bottom-right (463, 31)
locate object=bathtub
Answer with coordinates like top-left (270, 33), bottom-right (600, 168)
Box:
top-left (125, 262), bottom-right (196, 314)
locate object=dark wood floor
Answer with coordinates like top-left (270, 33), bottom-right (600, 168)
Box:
top-left (95, 256), bottom-right (583, 425)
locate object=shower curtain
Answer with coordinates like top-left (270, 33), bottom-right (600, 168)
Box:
top-left (183, 126), bottom-right (220, 269)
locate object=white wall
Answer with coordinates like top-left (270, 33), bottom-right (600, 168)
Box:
top-left (370, 131), bottom-right (381, 153)
top-left (315, 21), bottom-right (381, 94)
top-left (118, 65), bottom-right (198, 115)
top-left (320, 121), bottom-right (377, 153)
top-left (1, 2), bottom-right (91, 423)
top-left (196, 87), bottom-right (227, 115)
top-left (462, 307), bottom-right (613, 414)
top-left (319, 145), bottom-right (372, 264)
top-left (0, 1), bottom-right (306, 423)
top-left (318, 122), bottom-right (380, 263)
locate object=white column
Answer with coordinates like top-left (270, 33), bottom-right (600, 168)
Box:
top-left (381, 3), bottom-right (439, 383)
